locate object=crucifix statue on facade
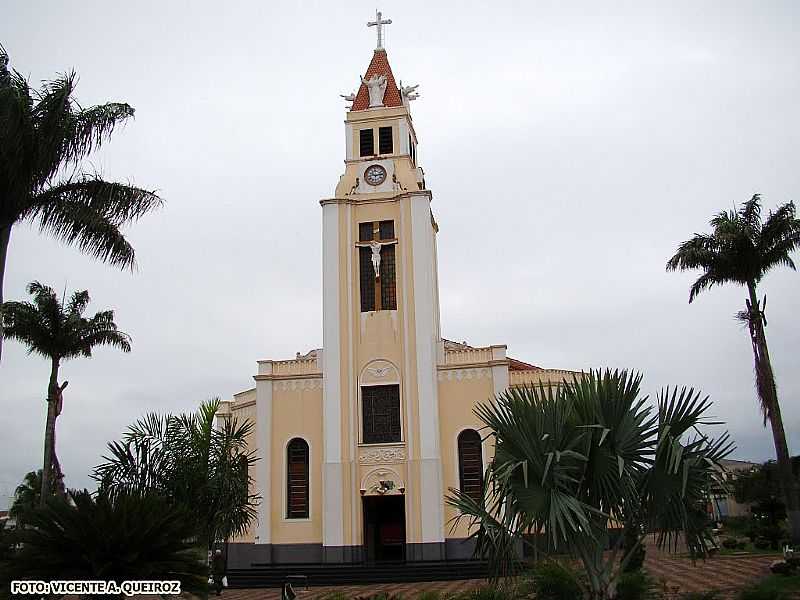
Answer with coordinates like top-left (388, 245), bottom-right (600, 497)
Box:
top-left (367, 10), bottom-right (392, 50)
top-left (355, 238), bottom-right (397, 279)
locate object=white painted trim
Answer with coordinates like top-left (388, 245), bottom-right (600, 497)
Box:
top-left (410, 193), bottom-right (445, 543)
top-left (399, 201), bottom-right (417, 544)
top-left (321, 202), bottom-right (344, 548)
top-left (347, 202), bottom-right (358, 549)
top-left (345, 122), bottom-right (354, 161)
top-left (281, 436), bottom-right (313, 522)
top-left (254, 375), bottom-right (273, 545)
top-left (398, 119), bottom-right (409, 156)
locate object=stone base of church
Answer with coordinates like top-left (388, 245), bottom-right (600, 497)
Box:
top-left (227, 539), bottom-right (479, 569)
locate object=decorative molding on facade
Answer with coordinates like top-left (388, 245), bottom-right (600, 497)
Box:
top-left (229, 399), bottom-right (256, 410)
top-left (443, 346), bottom-right (494, 365)
top-left (360, 466), bottom-right (405, 496)
top-left (276, 379), bottom-right (323, 392)
top-left (271, 358), bottom-right (320, 376)
top-left (319, 190), bottom-right (433, 207)
top-left (509, 368), bottom-right (580, 388)
top-left (441, 344), bottom-right (508, 368)
top-left (358, 445), bottom-right (406, 465)
top-left (360, 359), bottom-right (401, 386)
top-left (437, 367), bottom-right (491, 382)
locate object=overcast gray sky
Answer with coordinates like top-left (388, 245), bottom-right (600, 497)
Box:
top-left (2, 1), bottom-right (799, 509)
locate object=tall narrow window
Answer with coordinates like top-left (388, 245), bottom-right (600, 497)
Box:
top-left (357, 220), bottom-right (397, 312)
top-left (286, 438), bottom-right (309, 519)
top-left (380, 245), bottom-right (396, 310)
top-left (458, 429), bottom-right (483, 503)
top-left (362, 385), bottom-right (401, 444)
top-left (360, 129), bottom-right (375, 157)
top-left (379, 126), bottom-right (393, 154)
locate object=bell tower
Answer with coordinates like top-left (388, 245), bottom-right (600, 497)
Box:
top-left (320, 11), bottom-right (446, 562)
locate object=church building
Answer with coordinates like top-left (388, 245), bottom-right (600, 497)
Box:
top-left (220, 13), bottom-right (577, 570)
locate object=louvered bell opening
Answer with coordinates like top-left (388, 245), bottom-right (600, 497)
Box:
top-left (360, 128), bottom-right (375, 157)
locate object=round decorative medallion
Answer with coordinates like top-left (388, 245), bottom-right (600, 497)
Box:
top-left (364, 164), bottom-right (387, 186)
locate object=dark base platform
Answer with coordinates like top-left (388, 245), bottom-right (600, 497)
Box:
top-left (226, 559), bottom-right (490, 588)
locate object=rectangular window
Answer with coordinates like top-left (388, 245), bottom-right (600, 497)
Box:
top-left (362, 385), bottom-right (401, 444)
top-left (380, 244), bottom-right (397, 310)
top-left (379, 220), bottom-right (394, 240)
top-left (358, 220), bottom-right (397, 312)
top-left (359, 246), bottom-right (376, 311)
top-left (359, 222), bottom-right (374, 242)
top-left (360, 128), bottom-right (375, 157)
top-left (378, 126), bottom-right (393, 154)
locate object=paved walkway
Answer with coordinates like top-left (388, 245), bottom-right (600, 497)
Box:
top-left (219, 554), bottom-right (783, 599)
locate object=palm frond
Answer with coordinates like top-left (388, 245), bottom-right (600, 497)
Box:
top-left (66, 289), bottom-right (90, 316)
top-left (25, 178), bottom-right (161, 269)
top-left (2, 280), bottom-right (129, 362)
top-left (666, 234), bottom-right (719, 272)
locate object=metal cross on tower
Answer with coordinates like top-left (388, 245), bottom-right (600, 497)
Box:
top-left (367, 10), bottom-right (392, 50)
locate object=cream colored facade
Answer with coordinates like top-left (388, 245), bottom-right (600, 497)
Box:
top-left (220, 42), bottom-right (578, 568)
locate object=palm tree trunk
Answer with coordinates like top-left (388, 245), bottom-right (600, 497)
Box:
top-left (40, 356), bottom-right (60, 503)
top-left (747, 283), bottom-right (800, 543)
top-left (0, 223), bottom-right (11, 362)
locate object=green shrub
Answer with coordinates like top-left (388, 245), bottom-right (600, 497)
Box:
top-left (754, 537), bottom-right (771, 550)
top-left (528, 561), bottom-right (582, 600)
top-left (416, 592), bottom-right (442, 600)
top-left (616, 571), bottom-right (658, 600)
top-left (722, 537), bottom-right (740, 549)
top-left (723, 517), bottom-right (752, 536)
top-left (736, 574), bottom-right (799, 600)
top-left (453, 586), bottom-right (512, 600)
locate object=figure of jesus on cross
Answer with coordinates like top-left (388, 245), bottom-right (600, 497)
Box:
top-left (367, 10), bottom-right (392, 50)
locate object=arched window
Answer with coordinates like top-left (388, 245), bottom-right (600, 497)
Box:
top-left (286, 438), bottom-right (309, 519)
top-left (458, 429), bottom-right (483, 503)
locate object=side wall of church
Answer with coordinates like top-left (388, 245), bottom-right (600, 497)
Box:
top-left (227, 389), bottom-right (257, 543)
top-left (437, 368), bottom-right (496, 541)
top-left (270, 380), bottom-right (324, 548)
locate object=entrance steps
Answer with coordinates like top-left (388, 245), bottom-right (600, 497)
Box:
top-left (227, 560), bottom-right (489, 588)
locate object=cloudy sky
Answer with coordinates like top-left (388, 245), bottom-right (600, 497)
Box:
top-left (2, 1), bottom-right (799, 508)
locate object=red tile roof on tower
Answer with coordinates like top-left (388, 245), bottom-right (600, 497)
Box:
top-left (351, 49), bottom-right (403, 111)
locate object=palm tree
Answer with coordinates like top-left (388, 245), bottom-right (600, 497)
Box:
top-left (0, 46), bottom-right (162, 360)
top-left (446, 370), bottom-right (732, 600)
top-left (666, 195), bottom-right (800, 543)
top-left (8, 470), bottom-right (42, 527)
top-left (95, 398), bottom-right (259, 552)
top-left (3, 490), bottom-right (207, 592)
top-left (2, 281), bottom-right (131, 501)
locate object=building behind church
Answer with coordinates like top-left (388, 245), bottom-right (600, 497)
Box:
top-left (219, 16), bottom-right (579, 569)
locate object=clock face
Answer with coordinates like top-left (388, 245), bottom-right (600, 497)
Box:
top-left (364, 164), bottom-right (387, 186)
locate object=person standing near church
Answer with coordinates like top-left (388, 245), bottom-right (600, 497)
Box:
top-left (211, 549), bottom-right (226, 596)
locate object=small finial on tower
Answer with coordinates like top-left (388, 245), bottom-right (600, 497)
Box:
top-left (367, 10), bottom-right (392, 50)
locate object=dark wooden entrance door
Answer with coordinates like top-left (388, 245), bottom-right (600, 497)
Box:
top-left (362, 495), bottom-right (406, 562)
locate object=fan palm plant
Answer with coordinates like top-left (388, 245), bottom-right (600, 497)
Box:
top-left (2, 490), bottom-right (207, 593)
top-left (667, 195), bottom-right (800, 543)
top-left (8, 469), bottom-right (42, 527)
top-left (95, 398), bottom-right (259, 552)
top-left (0, 46), bottom-right (161, 360)
top-left (446, 370), bottom-right (733, 600)
top-left (2, 281), bottom-right (131, 501)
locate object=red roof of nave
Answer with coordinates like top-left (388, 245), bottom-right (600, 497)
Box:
top-left (351, 49), bottom-right (403, 111)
